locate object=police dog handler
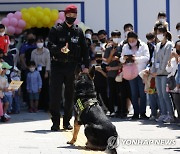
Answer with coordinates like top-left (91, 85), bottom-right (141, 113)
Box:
top-left (48, 5), bottom-right (89, 131)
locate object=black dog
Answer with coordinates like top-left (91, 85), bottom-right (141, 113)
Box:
top-left (67, 73), bottom-right (118, 153)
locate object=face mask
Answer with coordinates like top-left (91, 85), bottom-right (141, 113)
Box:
top-left (10, 41), bottom-right (15, 46)
top-left (0, 32), bottom-right (5, 36)
top-left (96, 59), bottom-right (102, 64)
top-left (29, 67), bottom-right (35, 72)
top-left (45, 41), bottom-right (48, 46)
top-left (129, 40), bottom-right (137, 47)
top-left (177, 30), bottom-right (180, 36)
top-left (37, 43), bottom-right (44, 48)
top-left (159, 18), bottom-right (166, 23)
top-left (157, 34), bottom-right (164, 42)
top-left (100, 38), bottom-right (106, 43)
top-left (65, 17), bottom-right (76, 25)
top-left (6, 70), bottom-right (10, 75)
top-left (113, 38), bottom-right (121, 44)
top-left (124, 31), bottom-right (130, 38)
top-left (28, 38), bottom-right (35, 44)
top-left (92, 40), bottom-right (98, 44)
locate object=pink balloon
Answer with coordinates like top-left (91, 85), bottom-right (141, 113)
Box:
top-left (18, 19), bottom-right (26, 28)
top-left (7, 26), bottom-right (15, 34)
top-left (74, 19), bottom-right (79, 25)
top-left (59, 11), bottom-right (65, 21)
top-left (1, 18), bottom-right (9, 26)
top-left (9, 17), bottom-right (18, 27)
top-left (7, 13), bottom-right (14, 19)
top-left (55, 19), bottom-right (63, 24)
top-left (15, 27), bottom-right (22, 34)
top-left (14, 11), bottom-right (22, 20)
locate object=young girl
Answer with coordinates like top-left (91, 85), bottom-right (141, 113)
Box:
top-left (26, 61), bottom-right (42, 113)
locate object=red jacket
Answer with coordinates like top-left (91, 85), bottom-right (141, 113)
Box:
top-left (0, 35), bottom-right (9, 54)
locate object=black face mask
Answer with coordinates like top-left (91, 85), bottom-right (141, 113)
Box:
top-left (92, 40), bottom-right (98, 44)
top-left (176, 50), bottom-right (180, 55)
top-left (96, 59), bottom-right (102, 64)
top-left (100, 38), bottom-right (106, 43)
top-left (28, 38), bottom-right (35, 44)
top-left (65, 17), bottom-right (76, 25)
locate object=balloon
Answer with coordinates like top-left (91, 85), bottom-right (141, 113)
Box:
top-left (25, 23), bottom-right (31, 29)
top-left (36, 6), bottom-right (43, 11)
top-left (52, 9), bottom-right (58, 14)
top-left (43, 8), bottom-right (51, 16)
top-left (30, 17), bottom-right (37, 26)
top-left (43, 16), bottom-right (50, 25)
top-left (55, 19), bottom-right (63, 25)
top-left (7, 13), bottom-right (14, 19)
top-left (14, 11), bottom-right (22, 20)
top-left (59, 11), bottom-right (65, 21)
top-left (9, 18), bottom-right (18, 27)
top-left (7, 26), bottom-right (15, 34)
top-left (15, 27), bottom-right (22, 34)
top-left (36, 22), bottom-right (43, 28)
top-left (18, 19), bottom-right (26, 28)
top-left (21, 8), bottom-right (27, 13)
top-left (51, 12), bottom-right (58, 21)
top-left (22, 12), bottom-right (30, 21)
top-left (36, 11), bottom-right (44, 20)
top-left (1, 18), bottom-right (9, 26)
top-left (28, 7), bottom-right (36, 16)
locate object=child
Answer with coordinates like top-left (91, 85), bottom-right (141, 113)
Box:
top-left (26, 61), bottom-right (42, 113)
top-left (10, 66), bottom-right (21, 114)
top-left (0, 62), bottom-right (12, 122)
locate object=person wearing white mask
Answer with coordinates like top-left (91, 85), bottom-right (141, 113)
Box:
top-left (151, 25), bottom-right (174, 123)
top-left (31, 37), bottom-right (50, 111)
top-left (154, 12), bottom-right (169, 31)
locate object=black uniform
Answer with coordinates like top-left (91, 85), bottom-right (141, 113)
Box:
top-left (48, 22), bottom-right (89, 129)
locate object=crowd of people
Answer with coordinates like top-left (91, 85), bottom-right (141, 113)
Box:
top-left (0, 9), bottom-right (179, 128)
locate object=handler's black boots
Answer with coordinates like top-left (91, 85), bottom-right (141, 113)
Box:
top-left (51, 117), bottom-right (60, 131)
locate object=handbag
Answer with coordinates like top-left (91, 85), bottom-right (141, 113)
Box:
top-left (166, 75), bottom-right (176, 90)
top-left (122, 63), bottom-right (138, 80)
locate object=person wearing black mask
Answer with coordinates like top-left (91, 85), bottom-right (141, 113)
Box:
top-left (19, 32), bottom-right (36, 108)
top-left (98, 30), bottom-right (108, 51)
top-left (48, 4), bottom-right (89, 131)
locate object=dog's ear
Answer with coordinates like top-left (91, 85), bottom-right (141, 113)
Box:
top-left (89, 66), bottom-right (95, 79)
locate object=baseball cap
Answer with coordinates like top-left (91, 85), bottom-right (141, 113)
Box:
top-left (64, 4), bottom-right (77, 14)
top-left (2, 62), bottom-right (12, 69)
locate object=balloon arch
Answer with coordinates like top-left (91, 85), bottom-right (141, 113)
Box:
top-left (1, 6), bottom-right (89, 35)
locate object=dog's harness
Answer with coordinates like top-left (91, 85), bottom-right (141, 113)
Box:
top-left (75, 98), bottom-right (98, 119)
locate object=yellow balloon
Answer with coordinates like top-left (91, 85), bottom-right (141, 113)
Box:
top-left (28, 7), bottom-right (36, 16)
top-left (30, 17), bottom-right (37, 26)
top-left (48, 21), bottom-right (55, 28)
top-left (25, 23), bottom-right (31, 29)
top-left (36, 6), bottom-right (43, 12)
top-left (43, 8), bottom-right (51, 17)
top-left (51, 12), bottom-right (58, 21)
top-left (52, 9), bottom-right (58, 14)
top-left (37, 22), bottom-right (43, 28)
top-left (36, 11), bottom-right (44, 20)
top-left (43, 16), bottom-right (50, 25)
top-left (22, 12), bottom-right (30, 21)
top-left (21, 8), bottom-right (27, 14)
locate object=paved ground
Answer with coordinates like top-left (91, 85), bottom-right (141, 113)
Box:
top-left (0, 107), bottom-right (180, 154)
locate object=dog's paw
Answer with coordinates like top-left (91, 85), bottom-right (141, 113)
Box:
top-left (67, 139), bottom-right (76, 145)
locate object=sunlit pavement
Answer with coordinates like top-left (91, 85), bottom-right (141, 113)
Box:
top-left (0, 107), bottom-right (179, 154)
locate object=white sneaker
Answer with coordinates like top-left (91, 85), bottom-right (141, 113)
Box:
top-left (4, 113), bottom-right (11, 119)
top-left (156, 115), bottom-right (166, 122)
top-left (163, 115), bottom-right (174, 123)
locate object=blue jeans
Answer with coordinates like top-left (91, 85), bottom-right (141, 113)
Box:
top-left (129, 76), bottom-right (147, 115)
top-left (13, 91), bottom-right (21, 113)
top-left (155, 76), bottom-right (174, 115)
top-left (149, 93), bottom-right (160, 116)
top-left (6, 95), bottom-right (13, 113)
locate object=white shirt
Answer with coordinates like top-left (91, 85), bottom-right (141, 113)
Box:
top-left (120, 40), bottom-right (150, 73)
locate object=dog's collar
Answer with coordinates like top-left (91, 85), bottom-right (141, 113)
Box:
top-left (75, 98), bottom-right (97, 117)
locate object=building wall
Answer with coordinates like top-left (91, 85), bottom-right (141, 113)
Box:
top-left (0, 0), bottom-right (179, 41)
